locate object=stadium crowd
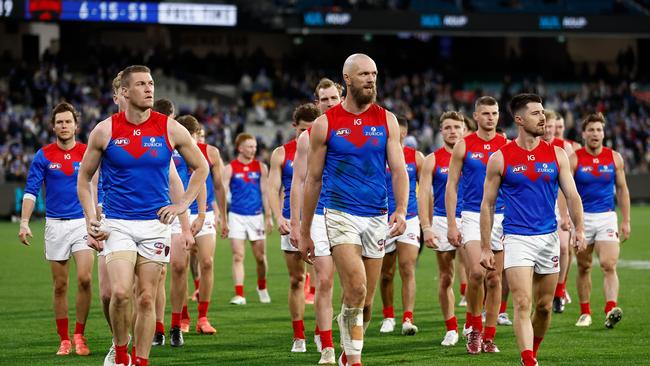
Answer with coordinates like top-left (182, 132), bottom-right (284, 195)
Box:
top-left (1, 51), bottom-right (648, 183)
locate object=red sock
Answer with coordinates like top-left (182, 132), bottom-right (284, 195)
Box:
top-left (483, 326), bottom-right (496, 341)
top-left (460, 282), bottom-right (467, 296)
top-left (533, 336), bottom-right (543, 358)
top-left (464, 312), bottom-right (472, 328)
top-left (198, 301), bottom-right (210, 319)
top-left (135, 356), bottom-right (148, 366)
top-left (235, 285), bottom-right (244, 297)
top-left (499, 300), bottom-right (507, 314)
top-left (181, 305), bottom-right (190, 320)
top-left (115, 344), bottom-right (129, 365)
top-left (74, 321), bottom-right (85, 336)
top-left (320, 329), bottom-right (334, 348)
top-left (257, 278), bottom-right (267, 290)
top-left (351, 363), bottom-right (362, 366)
top-left (194, 279), bottom-right (200, 291)
top-left (314, 325), bottom-right (320, 335)
top-left (605, 300), bottom-right (617, 314)
top-left (292, 320), bottom-right (305, 339)
top-left (554, 282), bottom-right (566, 298)
top-left (55, 318), bottom-right (69, 341)
top-left (521, 350), bottom-right (536, 366)
top-left (445, 316), bottom-right (458, 331)
top-left (402, 311), bottom-right (413, 323)
top-left (155, 321), bottom-right (165, 334)
top-left (472, 314), bottom-right (483, 333)
top-left (171, 312), bottom-right (181, 328)
top-left (383, 306), bottom-right (395, 319)
top-left (310, 286), bottom-right (316, 295)
top-left (131, 345), bottom-right (136, 361)
top-left (580, 302), bottom-right (591, 315)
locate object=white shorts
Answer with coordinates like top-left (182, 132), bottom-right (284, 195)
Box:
top-left (228, 212), bottom-right (265, 241)
top-left (103, 219), bottom-right (172, 263)
top-left (386, 216), bottom-right (420, 254)
top-left (584, 212), bottom-right (619, 244)
top-left (311, 214), bottom-right (331, 257)
top-left (433, 216), bottom-right (462, 252)
top-left (324, 208), bottom-right (388, 259)
top-left (190, 211), bottom-right (216, 238)
top-left (44, 218), bottom-right (91, 261)
top-left (503, 232), bottom-right (560, 274)
top-left (461, 211), bottom-right (504, 251)
top-left (171, 217), bottom-right (182, 235)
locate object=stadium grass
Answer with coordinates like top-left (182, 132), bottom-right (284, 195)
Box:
top-left (1, 206), bottom-right (650, 365)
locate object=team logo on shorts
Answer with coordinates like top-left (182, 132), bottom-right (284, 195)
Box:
top-left (154, 242), bottom-right (165, 249)
top-left (336, 128), bottom-right (351, 137)
top-left (114, 137), bottom-right (130, 146)
top-left (378, 239), bottom-right (385, 252)
top-left (552, 255), bottom-right (559, 268)
top-left (606, 228), bottom-right (618, 238)
top-left (165, 245), bottom-right (171, 257)
top-left (407, 233), bottom-right (416, 240)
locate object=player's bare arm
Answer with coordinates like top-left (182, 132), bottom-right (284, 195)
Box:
top-left (208, 145), bottom-right (229, 238)
top-left (300, 115), bottom-right (328, 264)
top-left (556, 146), bottom-right (586, 252)
top-left (190, 182), bottom-right (208, 236)
top-left (269, 146), bottom-right (290, 235)
top-left (445, 139), bottom-right (466, 246)
top-left (288, 130), bottom-right (309, 248)
top-left (161, 117), bottom-right (209, 224)
top-left (169, 160), bottom-right (195, 249)
top-left (260, 162), bottom-right (274, 233)
top-left (613, 151), bottom-right (631, 242)
top-left (77, 118), bottom-right (111, 249)
top-left (386, 111), bottom-right (408, 237)
top-left (418, 152), bottom-right (438, 249)
top-left (479, 151), bottom-right (504, 271)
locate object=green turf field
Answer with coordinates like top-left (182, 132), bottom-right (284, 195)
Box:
top-left (1, 206), bottom-right (649, 365)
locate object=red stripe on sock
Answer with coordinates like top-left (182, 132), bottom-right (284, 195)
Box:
top-left (292, 320), bottom-right (305, 339)
top-left (56, 318), bottom-right (69, 341)
top-left (605, 300), bottom-right (617, 314)
top-left (499, 300), bottom-right (507, 314)
top-left (521, 350), bottom-right (536, 366)
top-left (554, 283), bottom-right (565, 298)
top-left (445, 316), bottom-right (458, 331)
top-left (235, 285), bottom-right (244, 297)
top-left (460, 283), bottom-right (467, 296)
top-left (181, 305), bottom-right (190, 320)
top-left (314, 325), bottom-right (320, 335)
top-left (198, 301), bottom-right (210, 319)
top-left (465, 312), bottom-right (472, 328)
top-left (74, 321), bottom-right (85, 336)
top-left (171, 313), bottom-right (181, 328)
top-left (483, 326), bottom-right (496, 341)
top-left (472, 315), bottom-right (483, 333)
top-left (257, 279), bottom-right (267, 290)
top-left (194, 279), bottom-right (200, 291)
top-left (383, 306), bottom-right (395, 319)
top-left (402, 311), bottom-right (413, 323)
top-left (115, 344), bottom-right (129, 365)
top-left (155, 321), bottom-right (165, 334)
top-left (580, 302), bottom-right (591, 315)
top-left (320, 329), bottom-right (334, 348)
top-left (533, 336), bottom-right (543, 358)
top-left (131, 345), bottom-right (136, 361)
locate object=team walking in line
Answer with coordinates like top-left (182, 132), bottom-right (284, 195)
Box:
top-left (18, 54), bottom-right (631, 366)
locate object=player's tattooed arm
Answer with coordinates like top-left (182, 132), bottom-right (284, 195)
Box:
top-left (269, 146), bottom-right (289, 235)
top-left (556, 146), bottom-right (586, 252)
top-left (613, 151), bottom-right (631, 242)
top-left (479, 150), bottom-right (504, 271)
top-left (418, 153), bottom-right (438, 249)
top-left (445, 139), bottom-right (466, 247)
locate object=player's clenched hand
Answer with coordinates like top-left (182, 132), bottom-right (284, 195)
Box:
top-left (560, 215), bottom-right (572, 232)
top-left (289, 221), bottom-right (301, 249)
top-left (157, 204), bottom-right (186, 225)
top-left (182, 228), bottom-right (195, 250)
top-left (299, 233), bottom-right (315, 265)
top-left (220, 220), bottom-right (229, 239)
top-left (447, 224), bottom-right (463, 248)
top-left (277, 217), bottom-right (291, 236)
top-left (619, 221), bottom-right (631, 243)
top-left (265, 216), bottom-right (274, 235)
top-left (87, 219), bottom-right (109, 241)
top-left (422, 227), bottom-right (439, 249)
top-left (388, 212), bottom-right (406, 237)
top-left (479, 247), bottom-right (496, 271)
top-left (87, 236), bottom-right (104, 252)
top-left (573, 229), bottom-right (587, 253)
top-left (18, 221), bottom-right (32, 246)
top-left (190, 215), bottom-right (205, 236)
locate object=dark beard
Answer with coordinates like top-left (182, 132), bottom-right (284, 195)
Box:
top-left (349, 84), bottom-right (376, 106)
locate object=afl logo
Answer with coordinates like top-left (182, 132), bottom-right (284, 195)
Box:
top-left (470, 152), bottom-right (484, 159)
top-left (115, 138), bottom-right (130, 146)
top-left (439, 167), bottom-right (449, 173)
top-left (581, 166), bottom-right (593, 173)
top-left (336, 128), bottom-right (351, 137)
top-left (154, 242), bottom-right (165, 249)
top-left (49, 163), bottom-right (61, 170)
top-left (512, 164), bottom-right (527, 173)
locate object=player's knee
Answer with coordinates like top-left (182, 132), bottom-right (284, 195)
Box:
top-left (138, 292), bottom-right (155, 312)
top-left (111, 287), bottom-right (131, 305)
top-left (486, 273), bottom-right (501, 290)
top-left (200, 256), bottom-right (214, 271)
top-left (347, 282), bottom-right (367, 302)
top-left (101, 292), bottom-right (112, 306)
top-left (254, 254), bottom-right (266, 265)
top-left (380, 268), bottom-right (395, 284)
top-left (170, 260), bottom-right (186, 276)
top-left (232, 252), bottom-right (244, 264)
top-left (53, 280), bottom-right (68, 297)
top-left (600, 260), bottom-right (617, 274)
top-left (398, 262), bottom-right (415, 280)
top-left (535, 300), bottom-right (552, 318)
top-left (289, 272), bottom-right (304, 290)
top-left (317, 275), bottom-right (333, 292)
top-left (469, 268), bottom-right (485, 284)
top-left (439, 272), bottom-right (454, 289)
top-left (77, 274), bottom-right (92, 292)
top-left (578, 261), bottom-right (592, 274)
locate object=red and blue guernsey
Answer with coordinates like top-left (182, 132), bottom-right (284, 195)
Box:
top-left (24, 143), bottom-right (86, 218)
top-left (324, 103), bottom-right (388, 217)
top-left (433, 147), bottom-right (463, 218)
top-left (500, 141), bottom-right (559, 235)
top-left (281, 139), bottom-right (297, 219)
top-left (172, 150), bottom-right (190, 190)
top-left (386, 146), bottom-right (418, 218)
top-left (574, 147), bottom-right (616, 213)
top-left (101, 111), bottom-right (173, 220)
top-left (188, 143), bottom-right (215, 215)
top-left (230, 159), bottom-right (263, 215)
top-left (461, 132), bottom-right (507, 213)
